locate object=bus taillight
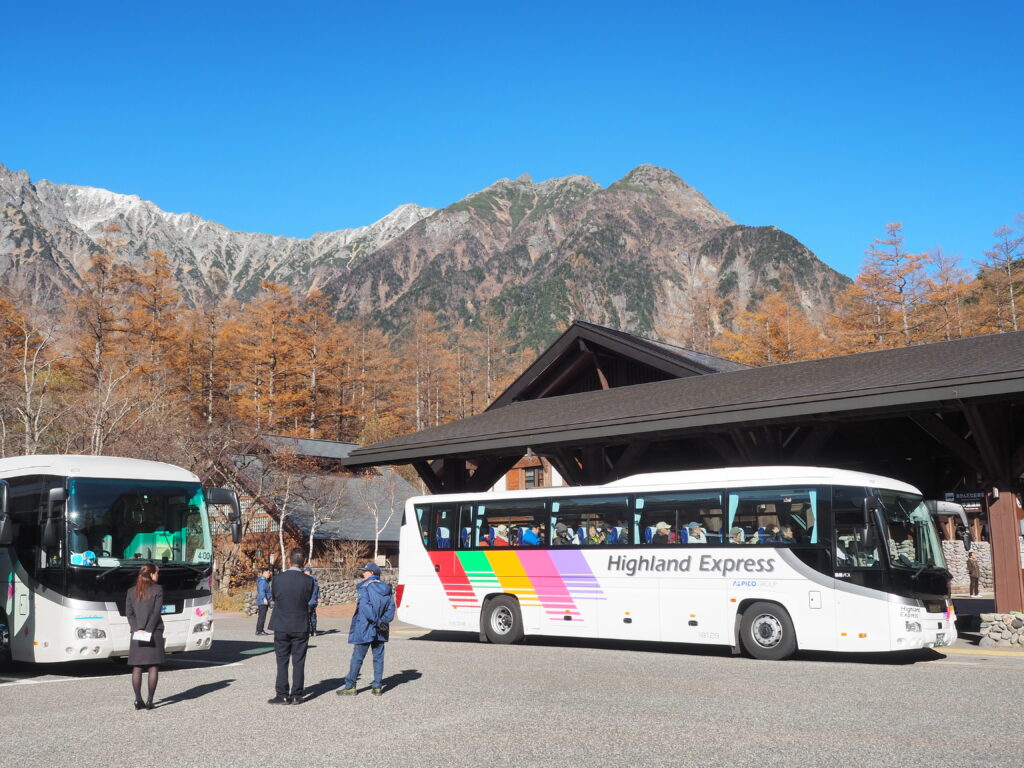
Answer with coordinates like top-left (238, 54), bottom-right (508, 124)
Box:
top-left (395, 584), bottom-right (405, 608)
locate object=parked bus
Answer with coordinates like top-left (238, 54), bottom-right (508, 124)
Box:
top-left (398, 466), bottom-right (955, 659)
top-left (0, 455), bottom-right (241, 664)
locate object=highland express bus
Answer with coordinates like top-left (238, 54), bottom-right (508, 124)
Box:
top-left (397, 466), bottom-right (955, 659)
top-left (0, 455), bottom-right (241, 664)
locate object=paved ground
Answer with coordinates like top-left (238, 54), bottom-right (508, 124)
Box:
top-left (2, 612), bottom-right (1023, 767)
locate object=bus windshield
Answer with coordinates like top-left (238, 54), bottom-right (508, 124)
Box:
top-left (67, 478), bottom-right (213, 566)
top-left (878, 491), bottom-right (946, 571)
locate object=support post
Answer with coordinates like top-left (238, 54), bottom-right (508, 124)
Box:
top-left (988, 491), bottom-right (1024, 613)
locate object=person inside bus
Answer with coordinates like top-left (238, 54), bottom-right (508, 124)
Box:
top-left (553, 522), bottom-right (574, 545)
top-left (521, 523), bottom-right (542, 546)
top-left (686, 522), bottom-right (707, 544)
top-left (652, 521), bottom-right (672, 544)
top-left (729, 526), bottom-right (746, 545)
top-left (780, 525), bottom-right (796, 544)
top-left (492, 525), bottom-right (510, 546)
top-left (587, 525), bottom-right (606, 545)
top-left (764, 524), bottom-right (782, 542)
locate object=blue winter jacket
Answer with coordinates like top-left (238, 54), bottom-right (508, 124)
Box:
top-left (256, 575), bottom-right (272, 604)
top-left (347, 576), bottom-right (395, 644)
top-left (308, 576), bottom-right (320, 606)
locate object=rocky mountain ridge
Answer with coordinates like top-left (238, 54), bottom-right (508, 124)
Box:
top-left (0, 161), bottom-right (850, 348)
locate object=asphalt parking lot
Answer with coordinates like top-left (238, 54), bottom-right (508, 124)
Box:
top-left (2, 613), bottom-right (1023, 767)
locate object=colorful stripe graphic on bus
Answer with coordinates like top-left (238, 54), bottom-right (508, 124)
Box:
top-left (428, 549), bottom-right (605, 622)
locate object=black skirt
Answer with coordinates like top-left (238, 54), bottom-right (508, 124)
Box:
top-left (127, 629), bottom-right (166, 666)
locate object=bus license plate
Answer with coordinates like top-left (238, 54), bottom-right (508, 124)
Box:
top-left (161, 604), bottom-right (177, 614)
top-left (935, 633), bottom-right (945, 644)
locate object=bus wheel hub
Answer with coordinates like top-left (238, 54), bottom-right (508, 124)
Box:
top-left (752, 614), bottom-right (782, 647)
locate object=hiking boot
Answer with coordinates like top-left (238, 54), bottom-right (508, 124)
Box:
top-left (372, 687), bottom-right (383, 696)
top-left (336, 687), bottom-right (357, 696)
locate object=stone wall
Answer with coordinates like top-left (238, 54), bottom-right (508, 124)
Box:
top-left (942, 540), bottom-right (993, 594)
top-left (978, 612), bottom-right (1024, 647)
top-left (243, 571), bottom-right (398, 616)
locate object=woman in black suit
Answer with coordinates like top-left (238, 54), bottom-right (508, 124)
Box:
top-left (126, 563), bottom-right (165, 710)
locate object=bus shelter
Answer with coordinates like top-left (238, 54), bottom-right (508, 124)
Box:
top-left (343, 322), bottom-right (1024, 612)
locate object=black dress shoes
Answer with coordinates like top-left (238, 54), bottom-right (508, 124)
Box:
top-left (289, 695), bottom-right (303, 704)
top-left (134, 700), bottom-right (146, 710)
top-left (268, 695), bottom-right (290, 704)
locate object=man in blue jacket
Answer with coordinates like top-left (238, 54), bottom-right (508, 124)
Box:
top-left (303, 566), bottom-right (320, 637)
top-left (255, 568), bottom-right (272, 636)
top-left (337, 562), bottom-right (395, 696)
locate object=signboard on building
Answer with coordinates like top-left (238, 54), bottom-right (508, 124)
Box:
top-left (944, 491), bottom-right (985, 511)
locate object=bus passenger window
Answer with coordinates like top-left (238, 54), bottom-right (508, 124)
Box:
top-left (636, 491), bottom-right (721, 546)
top-left (551, 495), bottom-right (630, 547)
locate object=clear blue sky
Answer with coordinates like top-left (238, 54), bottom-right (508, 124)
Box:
top-left (4, 1), bottom-right (1022, 277)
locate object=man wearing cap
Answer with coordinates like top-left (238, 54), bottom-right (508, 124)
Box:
top-left (687, 522), bottom-right (707, 544)
top-left (337, 562), bottom-right (395, 697)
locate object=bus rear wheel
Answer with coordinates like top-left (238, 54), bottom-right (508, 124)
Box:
top-left (740, 602), bottom-right (797, 660)
top-left (483, 596), bottom-right (524, 644)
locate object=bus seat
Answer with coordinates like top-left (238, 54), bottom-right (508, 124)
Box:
top-left (757, 527), bottom-right (767, 544)
top-left (645, 526), bottom-right (655, 544)
top-left (679, 528), bottom-right (688, 544)
top-left (516, 527), bottom-right (529, 545)
top-left (575, 528), bottom-right (587, 545)
top-left (460, 527), bottom-right (471, 548)
top-left (436, 527), bottom-right (451, 549)
top-left (613, 526), bottom-right (624, 544)
top-left (606, 528), bottom-right (617, 545)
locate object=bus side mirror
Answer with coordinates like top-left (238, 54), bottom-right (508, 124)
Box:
top-left (205, 487), bottom-right (242, 545)
top-left (0, 481), bottom-right (10, 546)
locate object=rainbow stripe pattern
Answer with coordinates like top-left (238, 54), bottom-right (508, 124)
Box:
top-left (429, 549), bottom-right (605, 622)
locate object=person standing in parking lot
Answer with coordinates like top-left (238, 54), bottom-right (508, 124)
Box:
top-left (304, 566), bottom-right (320, 636)
top-left (255, 568), bottom-right (272, 636)
top-left (267, 549), bottom-right (314, 704)
top-left (337, 562), bottom-right (395, 696)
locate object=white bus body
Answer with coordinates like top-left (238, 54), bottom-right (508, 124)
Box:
top-left (397, 466), bottom-right (955, 659)
top-left (0, 455), bottom-right (239, 664)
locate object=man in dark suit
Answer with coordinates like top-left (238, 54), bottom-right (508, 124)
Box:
top-left (268, 548), bottom-right (314, 704)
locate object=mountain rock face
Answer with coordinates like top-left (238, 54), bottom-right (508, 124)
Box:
top-left (0, 164), bottom-right (434, 305)
top-left (325, 165), bottom-right (850, 349)
top-left (0, 162), bottom-right (849, 349)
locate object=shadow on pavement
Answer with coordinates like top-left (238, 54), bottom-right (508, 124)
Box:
top-left (410, 630), bottom-right (943, 665)
top-left (303, 676), bottom-right (344, 701)
top-left (381, 668), bottom-right (422, 690)
top-left (155, 678), bottom-right (234, 707)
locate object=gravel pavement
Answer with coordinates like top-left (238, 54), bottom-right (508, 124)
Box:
top-left (2, 612), bottom-right (1022, 767)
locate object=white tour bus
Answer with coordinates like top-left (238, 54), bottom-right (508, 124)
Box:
top-left (0, 455), bottom-right (241, 664)
top-left (397, 466), bottom-right (955, 659)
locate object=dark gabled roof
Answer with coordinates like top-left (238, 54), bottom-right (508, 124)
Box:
top-left (258, 434), bottom-right (359, 460)
top-left (345, 331), bottom-right (1024, 466)
top-left (487, 320), bottom-right (748, 410)
top-left (233, 455), bottom-right (416, 542)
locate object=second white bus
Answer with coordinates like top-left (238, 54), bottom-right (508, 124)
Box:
top-left (396, 466), bottom-right (955, 659)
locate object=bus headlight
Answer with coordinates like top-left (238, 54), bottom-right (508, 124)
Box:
top-left (192, 620), bottom-right (212, 633)
top-left (76, 627), bottom-right (107, 639)
top-left (905, 621), bottom-right (922, 633)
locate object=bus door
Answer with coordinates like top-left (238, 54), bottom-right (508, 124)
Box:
top-left (832, 489), bottom-right (889, 650)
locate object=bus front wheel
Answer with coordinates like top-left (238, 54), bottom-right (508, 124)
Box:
top-left (740, 602), bottom-right (796, 660)
top-left (483, 596), bottom-right (524, 644)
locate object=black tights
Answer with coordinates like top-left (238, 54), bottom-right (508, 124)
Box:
top-left (132, 665), bottom-right (159, 704)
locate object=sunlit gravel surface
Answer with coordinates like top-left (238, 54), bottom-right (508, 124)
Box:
top-left (2, 614), bottom-right (1022, 767)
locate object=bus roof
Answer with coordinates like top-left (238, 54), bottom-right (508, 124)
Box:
top-left (0, 455), bottom-right (200, 483)
top-left (411, 465), bottom-right (922, 505)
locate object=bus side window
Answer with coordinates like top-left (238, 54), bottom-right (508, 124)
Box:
top-left (431, 505), bottom-right (457, 550)
top-left (415, 505), bottom-right (431, 547)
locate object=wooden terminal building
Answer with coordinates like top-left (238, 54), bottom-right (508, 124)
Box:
top-left (343, 321), bottom-right (1024, 612)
